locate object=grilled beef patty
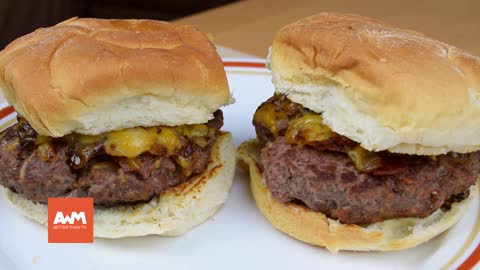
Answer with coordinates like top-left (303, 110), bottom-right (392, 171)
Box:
top-left (253, 95), bottom-right (478, 224)
top-left (0, 111), bottom-right (223, 206)
top-left (261, 138), bottom-right (477, 224)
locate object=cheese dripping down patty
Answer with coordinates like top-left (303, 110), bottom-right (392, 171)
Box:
top-left (58, 124), bottom-right (216, 158)
top-left (252, 94), bottom-right (402, 174)
top-left (253, 94), bottom-right (474, 175)
top-left (9, 113), bottom-right (223, 176)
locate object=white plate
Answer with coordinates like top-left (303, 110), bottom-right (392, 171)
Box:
top-left (0, 58), bottom-right (478, 270)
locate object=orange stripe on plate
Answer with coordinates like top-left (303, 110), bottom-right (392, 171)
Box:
top-left (0, 106), bottom-right (14, 120)
top-left (223, 61), bottom-right (265, 68)
top-left (457, 243), bottom-right (480, 270)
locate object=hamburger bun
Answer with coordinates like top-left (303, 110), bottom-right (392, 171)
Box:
top-left (269, 13), bottom-right (480, 155)
top-left (5, 132), bottom-right (235, 238)
top-left (237, 140), bottom-right (477, 252)
top-left (0, 18), bottom-right (231, 137)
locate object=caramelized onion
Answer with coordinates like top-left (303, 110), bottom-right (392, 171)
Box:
top-left (16, 117), bottom-right (36, 151)
top-left (64, 133), bottom-right (103, 147)
top-left (285, 114), bottom-right (335, 145)
top-left (36, 143), bottom-right (56, 161)
top-left (68, 142), bottom-right (103, 170)
top-left (153, 158), bottom-right (162, 169)
top-left (117, 157), bottom-right (143, 173)
top-left (90, 162), bottom-right (115, 171)
top-left (347, 145), bottom-right (383, 173)
top-left (175, 155), bottom-right (192, 176)
top-left (192, 136), bottom-right (208, 147)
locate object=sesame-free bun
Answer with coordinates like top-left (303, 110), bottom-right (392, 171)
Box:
top-left (5, 133), bottom-right (235, 238)
top-left (0, 18), bottom-right (231, 137)
top-left (270, 13), bottom-right (480, 155)
top-left (237, 140), bottom-right (476, 252)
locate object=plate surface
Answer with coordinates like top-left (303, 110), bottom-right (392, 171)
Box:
top-left (0, 58), bottom-right (478, 270)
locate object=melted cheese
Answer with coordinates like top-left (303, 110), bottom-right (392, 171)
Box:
top-left (105, 127), bottom-right (158, 158)
top-left (253, 95), bottom-right (334, 144)
top-left (253, 102), bottom-right (281, 135)
top-left (61, 123), bottom-right (214, 158)
top-left (154, 127), bottom-right (183, 156)
top-left (254, 94), bottom-right (386, 172)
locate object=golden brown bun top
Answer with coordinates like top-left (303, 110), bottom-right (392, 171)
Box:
top-left (270, 13), bottom-right (480, 155)
top-left (0, 18), bottom-right (231, 136)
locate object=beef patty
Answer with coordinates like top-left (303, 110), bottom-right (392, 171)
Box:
top-left (0, 111), bottom-right (223, 206)
top-left (253, 95), bottom-right (478, 224)
top-left (261, 138), bottom-right (478, 225)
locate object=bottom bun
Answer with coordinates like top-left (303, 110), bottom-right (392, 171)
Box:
top-left (5, 132), bottom-right (235, 238)
top-left (237, 139), bottom-right (477, 252)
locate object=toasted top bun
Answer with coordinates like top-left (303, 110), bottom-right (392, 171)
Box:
top-left (0, 18), bottom-right (231, 137)
top-left (270, 13), bottom-right (480, 155)
top-left (5, 132), bottom-right (235, 238)
top-left (237, 140), bottom-right (476, 252)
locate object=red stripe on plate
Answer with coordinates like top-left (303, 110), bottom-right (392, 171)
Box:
top-left (457, 243), bottom-right (480, 270)
top-left (0, 106), bottom-right (14, 120)
top-left (223, 61), bottom-right (265, 68)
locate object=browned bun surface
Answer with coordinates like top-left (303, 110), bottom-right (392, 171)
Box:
top-left (270, 13), bottom-right (480, 155)
top-left (0, 18), bottom-right (231, 137)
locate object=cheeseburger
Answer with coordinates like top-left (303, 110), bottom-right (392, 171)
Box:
top-left (0, 18), bottom-right (235, 237)
top-left (238, 13), bottom-right (480, 252)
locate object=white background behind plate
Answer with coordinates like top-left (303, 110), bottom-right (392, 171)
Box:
top-left (0, 59), bottom-right (478, 270)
